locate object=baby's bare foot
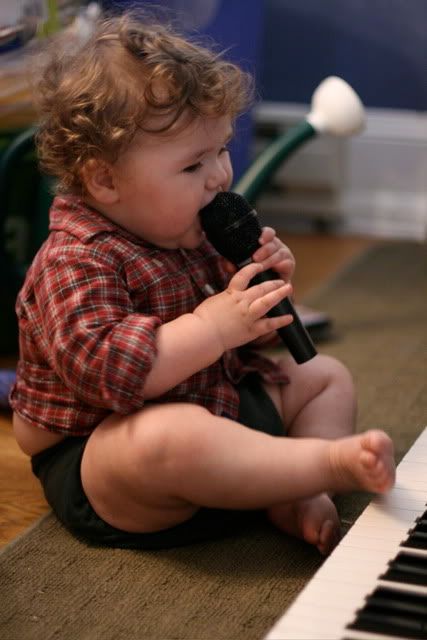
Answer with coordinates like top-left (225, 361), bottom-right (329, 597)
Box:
top-left (267, 493), bottom-right (341, 555)
top-left (329, 429), bottom-right (395, 494)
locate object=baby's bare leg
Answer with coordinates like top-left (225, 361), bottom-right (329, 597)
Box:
top-left (266, 354), bottom-right (365, 554)
top-left (275, 354), bottom-right (358, 440)
top-left (268, 429), bottom-right (395, 552)
top-left (81, 401), bottom-right (394, 537)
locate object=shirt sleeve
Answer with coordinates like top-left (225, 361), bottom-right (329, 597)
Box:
top-left (33, 255), bottom-right (161, 413)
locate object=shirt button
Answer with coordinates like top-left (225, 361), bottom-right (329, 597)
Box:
top-left (203, 284), bottom-right (215, 295)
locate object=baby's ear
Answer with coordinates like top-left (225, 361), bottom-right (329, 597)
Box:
top-left (80, 159), bottom-right (118, 204)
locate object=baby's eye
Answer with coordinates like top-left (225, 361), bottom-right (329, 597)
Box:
top-left (219, 146), bottom-right (229, 155)
top-left (183, 162), bottom-right (203, 173)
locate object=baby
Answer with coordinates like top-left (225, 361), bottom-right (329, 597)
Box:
top-left (11, 12), bottom-right (395, 554)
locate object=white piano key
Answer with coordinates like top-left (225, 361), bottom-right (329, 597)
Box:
top-left (263, 427), bottom-right (427, 640)
top-left (267, 622), bottom-right (343, 640)
top-left (372, 487), bottom-right (427, 510)
top-left (403, 440), bottom-right (427, 453)
top-left (314, 554), bottom-right (392, 580)
top-left (395, 478), bottom-right (427, 491)
top-left (312, 550), bottom-right (427, 584)
top-left (313, 566), bottom-right (391, 588)
top-left (268, 604), bottom-right (358, 635)
top-left (377, 580), bottom-right (427, 597)
top-left (393, 546), bottom-right (427, 558)
top-left (314, 549), bottom-right (391, 573)
top-left (349, 523), bottom-right (410, 537)
top-left (410, 429), bottom-right (427, 446)
top-left (268, 594), bottom-right (419, 640)
top-left (268, 593), bottom-right (420, 640)
top-left (309, 551), bottom-right (427, 594)
top-left (340, 534), bottom-right (415, 552)
top-left (396, 462), bottom-right (427, 480)
top-left (344, 631), bottom-right (416, 640)
top-left (402, 452), bottom-right (427, 464)
top-left (355, 507), bottom-right (417, 522)
top-left (349, 506), bottom-right (420, 527)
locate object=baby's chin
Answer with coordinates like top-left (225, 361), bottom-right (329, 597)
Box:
top-left (177, 229), bottom-right (206, 250)
top-left (159, 231), bottom-right (205, 251)
top-left (178, 237), bottom-right (205, 251)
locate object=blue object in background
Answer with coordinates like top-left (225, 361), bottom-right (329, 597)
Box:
top-left (260, 0), bottom-right (427, 111)
top-left (100, 0), bottom-right (265, 180)
top-left (0, 370), bottom-right (15, 408)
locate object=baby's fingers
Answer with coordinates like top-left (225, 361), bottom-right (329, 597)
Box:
top-left (245, 279), bottom-right (290, 303)
top-left (250, 283), bottom-right (292, 318)
top-left (256, 313), bottom-right (294, 336)
top-left (229, 262), bottom-right (263, 291)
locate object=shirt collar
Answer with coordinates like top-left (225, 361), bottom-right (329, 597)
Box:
top-left (49, 194), bottom-right (147, 246)
top-left (48, 195), bottom-right (216, 259)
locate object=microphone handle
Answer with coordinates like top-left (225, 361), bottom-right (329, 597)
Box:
top-left (250, 268), bottom-right (317, 364)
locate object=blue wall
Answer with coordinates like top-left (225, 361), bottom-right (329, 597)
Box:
top-left (260, 0), bottom-right (427, 110)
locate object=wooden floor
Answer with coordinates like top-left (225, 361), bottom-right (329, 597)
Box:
top-left (0, 233), bottom-right (378, 549)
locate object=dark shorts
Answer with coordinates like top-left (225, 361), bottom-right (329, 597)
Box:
top-left (31, 374), bottom-right (284, 550)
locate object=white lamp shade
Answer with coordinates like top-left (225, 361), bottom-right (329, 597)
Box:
top-left (307, 76), bottom-right (366, 136)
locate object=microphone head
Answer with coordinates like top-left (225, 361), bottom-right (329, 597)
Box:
top-left (200, 192), bottom-right (262, 265)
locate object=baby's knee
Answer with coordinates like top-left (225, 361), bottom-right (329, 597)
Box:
top-left (131, 402), bottom-right (213, 472)
top-left (283, 352), bottom-right (353, 389)
top-left (320, 357), bottom-right (357, 419)
top-left (315, 354), bottom-right (354, 393)
top-left (321, 354), bottom-right (353, 383)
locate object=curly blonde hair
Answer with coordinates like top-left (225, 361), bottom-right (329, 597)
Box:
top-left (35, 12), bottom-right (253, 195)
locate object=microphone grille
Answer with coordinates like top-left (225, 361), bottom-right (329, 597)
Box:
top-left (200, 192), bottom-right (262, 264)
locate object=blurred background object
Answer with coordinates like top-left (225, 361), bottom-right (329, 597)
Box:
top-left (0, 2), bottom-right (100, 128)
top-left (255, 0), bottom-right (426, 239)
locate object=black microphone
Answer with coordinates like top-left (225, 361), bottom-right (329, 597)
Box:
top-left (200, 191), bottom-right (317, 364)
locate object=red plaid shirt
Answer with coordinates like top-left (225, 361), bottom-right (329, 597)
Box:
top-left (10, 195), bottom-right (288, 435)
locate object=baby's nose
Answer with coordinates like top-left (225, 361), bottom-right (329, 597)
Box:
top-left (206, 160), bottom-right (228, 191)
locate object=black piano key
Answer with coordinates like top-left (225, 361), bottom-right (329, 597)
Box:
top-left (381, 552), bottom-right (427, 586)
top-left (412, 509), bottom-right (427, 522)
top-left (350, 611), bottom-right (425, 638)
top-left (367, 591), bottom-right (427, 617)
top-left (347, 587), bottom-right (427, 639)
top-left (402, 517), bottom-right (427, 550)
top-left (412, 520), bottom-right (427, 534)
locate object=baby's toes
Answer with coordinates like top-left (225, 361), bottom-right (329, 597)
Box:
top-left (378, 460), bottom-right (395, 491)
top-left (318, 520), bottom-right (341, 556)
top-left (360, 448), bottom-right (377, 470)
top-left (371, 458), bottom-right (395, 491)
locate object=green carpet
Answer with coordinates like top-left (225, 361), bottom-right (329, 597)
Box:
top-left (1, 241), bottom-right (426, 640)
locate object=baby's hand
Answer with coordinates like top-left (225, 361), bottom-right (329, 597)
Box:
top-left (193, 262), bottom-right (293, 352)
top-left (252, 227), bottom-right (295, 283)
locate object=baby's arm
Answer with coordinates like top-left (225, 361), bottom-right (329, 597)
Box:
top-left (143, 261), bottom-right (292, 397)
top-left (36, 256), bottom-right (291, 410)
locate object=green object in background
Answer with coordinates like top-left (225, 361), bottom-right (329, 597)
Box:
top-left (0, 127), bottom-right (52, 273)
top-left (234, 120), bottom-right (316, 203)
top-left (36, 0), bottom-right (61, 39)
top-left (0, 127), bottom-right (53, 354)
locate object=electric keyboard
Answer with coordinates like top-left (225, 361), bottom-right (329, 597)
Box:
top-left (265, 427), bottom-right (427, 640)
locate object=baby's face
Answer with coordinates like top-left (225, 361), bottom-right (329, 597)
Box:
top-left (108, 114), bottom-right (234, 249)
